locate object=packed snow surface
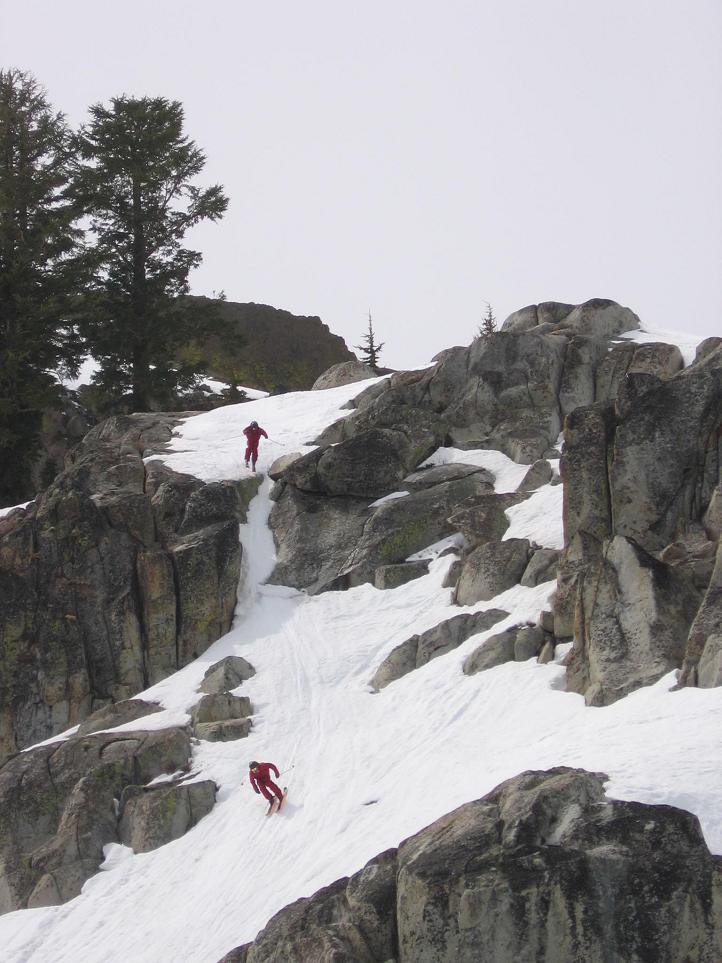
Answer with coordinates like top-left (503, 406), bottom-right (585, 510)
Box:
top-left (2, 376), bottom-right (722, 963)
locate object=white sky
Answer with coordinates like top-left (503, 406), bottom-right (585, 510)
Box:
top-left (3, 0), bottom-right (721, 367)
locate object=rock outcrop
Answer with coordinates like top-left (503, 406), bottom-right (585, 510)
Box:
top-left (370, 609), bottom-right (509, 690)
top-left (0, 413), bottom-right (261, 763)
top-left (0, 726), bottom-right (198, 912)
top-left (118, 779), bottom-right (217, 854)
top-left (221, 768), bottom-right (722, 963)
top-left (556, 342), bottom-right (722, 704)
top-left (267, 299), bottom-right (645, 600)
top-left (312, 360), bottom-right (375, 390)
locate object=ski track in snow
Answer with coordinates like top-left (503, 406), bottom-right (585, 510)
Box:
top-left (2, 373), bottom-right (722, 962)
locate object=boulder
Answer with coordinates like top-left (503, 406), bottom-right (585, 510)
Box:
top-left (191, 693), bottom-right (252, 726)
top-left (373, 561), bottom-right (429, 590)
top-left (118, 779), bottom-right (217, 853)
top-left (454, 539), bottom-right (531, 605)
top-left (395, 768), bottom-right (719, 962)
top-left (627, 341), bottom-right (684, 379)
top-left (77, 699), bottom-right (162, 736)
top-left (267, 452), bottom-right (303, 481)
top-left (312, 360), bottom-right (374, 390)
top-left (370, 609), bottom-right (509, 689)
top-left (520, 547), bottom-right (560, 587)
top-left (225, 768), bottom-right (722, 963)
top-left (200, 656), bottom-right (256, 695)
top-left (267, 487), bottom-right (369, 593)
top-left (695, 336), bottom-right (722, 364)
top-left (194, 719), bottom-right (253, 742)
top-left (514, 624), bottom-right (546, 660)
top-left (566, 536), bottom-right (701, 706)
top-left (516, 459), bottom-right (553, 492)
top-left (447, 493), bottom-right (524, 549)
top-left (462, 627), bottom-right (517, 674)
top-left (0, 726), bottom-right (191, 912)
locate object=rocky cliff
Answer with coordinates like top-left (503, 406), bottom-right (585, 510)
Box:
top-left (0, 413), bottom-right (260, 763)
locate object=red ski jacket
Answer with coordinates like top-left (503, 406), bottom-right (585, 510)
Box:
top-left (243, 424), bottom-right (268, 449)
top-left (250, 762), bottom-right (279, 792)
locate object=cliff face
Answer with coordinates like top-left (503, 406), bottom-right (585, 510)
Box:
top-left (0, 413), bottom-right (260, 764)
top-left (190, 298), bottom-right (355, 392)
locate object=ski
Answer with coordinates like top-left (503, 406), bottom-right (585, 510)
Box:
top-left (265, 788), bottom-right (288, 817)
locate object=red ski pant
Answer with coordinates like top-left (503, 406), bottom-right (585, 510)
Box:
top-left (245, 443), bottom-right (259, 466)
top-left (257, 778), bottom-right (283, 803)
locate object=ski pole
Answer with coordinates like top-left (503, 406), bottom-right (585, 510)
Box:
top-left (277, 764), bottom-right (295, 777)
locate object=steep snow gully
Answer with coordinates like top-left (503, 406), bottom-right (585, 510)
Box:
top-left (1, 373), bottom-right (721, 963)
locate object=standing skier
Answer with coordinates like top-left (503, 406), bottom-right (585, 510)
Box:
top-left (249, 761), bottom-right (284, 808)
top-left (243, 420), bottom-right (268, 472)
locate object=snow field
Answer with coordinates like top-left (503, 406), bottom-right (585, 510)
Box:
top-left (1, 372), bottom-right (721, 963)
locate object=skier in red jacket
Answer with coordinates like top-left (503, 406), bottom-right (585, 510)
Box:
top-left (243, 420), bottom-right (268, 472)
top-left (249, 761), bottom-right (283, 805)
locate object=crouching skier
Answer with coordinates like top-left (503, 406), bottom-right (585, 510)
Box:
top-left (249, 760), bottom-right (284, 814)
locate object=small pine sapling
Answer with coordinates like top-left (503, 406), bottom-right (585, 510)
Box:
top-left (355, 311), bottom-right (385, 372)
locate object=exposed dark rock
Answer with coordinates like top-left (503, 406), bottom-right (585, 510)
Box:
top-left (224, 768), bottom-right (722, 963)
top-left (0, 726), bottom-right (191, 913)
top-left (370, 609), bottom-right (508, 689)
top-left (0, 414), bottom-right (261, 763)
top-left (77, 698), bottom-right (163, 736)
top-left (267, 452), bottom-right (303, 480)
top-left (447, 492), bottom-right (524, 549)
top-left (401, 462), bottom-right (493, 492)
top-left (118, 779), bottom-right (217, 853)
top-left (194, 719), bottom-right (253, 742)
top-left (374, 561), bottom-right (429, 590)
top-left (516, 458), bottom-right (553, 492)
top-left (678, 540), bottom-right (722, 688)
top-left (462, 626), bottom-right (518, 674)
top-left (454, 539), bottom-right (532, 606)
top-left (221, 849), bottom-right (398, 963)
top-left (557, 344), bottom-right (722, 702)
top-left (191, 693), bottom-right (252, 726)
top-left (566, 535), bottom-right (702, 705)
top-left (269, 471), bottom-right (491, 594)
top-left (200, 657), bottom-right (256, 695)
top-left (521, 547), bottom-right (560, 587)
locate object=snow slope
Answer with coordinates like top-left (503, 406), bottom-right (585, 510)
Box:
top-left (2, 376), bottom-right (721, 963)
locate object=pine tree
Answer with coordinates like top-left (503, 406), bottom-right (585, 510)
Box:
top-left (355, 311), bottom-right (385, 372)
top-left (478, 301), bottom-right (497, 340)
top-left (74, 96), bottom-right (228, 412)
top-left (0, 69), bottom-right (84, 503)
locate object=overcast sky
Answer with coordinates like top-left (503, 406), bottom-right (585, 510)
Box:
top-left (4, 0), bottom-right (721, 367)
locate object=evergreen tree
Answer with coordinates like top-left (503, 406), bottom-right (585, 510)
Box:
top-left (74, 96), bottom-right (228, 412)
top-left (478, 301), bottom-right (497, 339)
top-left (355, 311), bottom-right (384, 371)
top-left (0, 69), bottom-right (84, 503)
